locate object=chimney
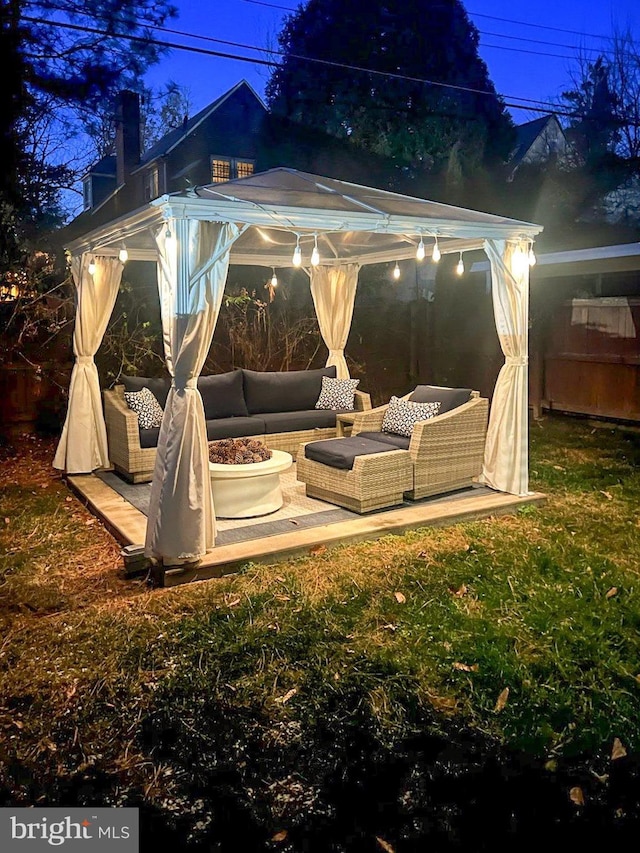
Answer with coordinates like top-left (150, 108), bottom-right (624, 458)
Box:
top-left (115, 90), bottom-right (141, 186)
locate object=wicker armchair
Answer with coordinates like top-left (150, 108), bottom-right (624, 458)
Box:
top-left (350, 389), bottom-right (489, 500)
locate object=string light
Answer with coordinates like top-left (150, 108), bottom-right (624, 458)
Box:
top-left (88, 256), bottom-right (96, 276)
top-left (528, 241), bottom-right (537, 266)
top-left (393, 262), bottom-right (401, 280)
top-left (292, 235), bottom-right (302, 267)
top-left (431, 236), bottom-right (441, 263)
top-left (416, 237), bottom-right (425, 261)
top-left (456, 252), bottom-right (464, 276)
top-left (271, 268), bottom-right (278, 287)
top-left (311, 234), bottom-right (320, 266)
top-left (164, 227), bottom-right (176, 251)
top-left (118, 245), bottom-right (128, 263)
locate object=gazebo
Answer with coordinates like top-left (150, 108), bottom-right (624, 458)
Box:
top-left (55, 168), bottom-right (543, 566)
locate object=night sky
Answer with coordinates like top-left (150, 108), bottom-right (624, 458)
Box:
top-left (143, 0), bottom-right (639, 123)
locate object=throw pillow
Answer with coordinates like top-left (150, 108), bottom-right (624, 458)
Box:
top-left (124, 387), bottom-right (164, 430)
top-left (381, 396), bottom-right (441, 437)
top-left (315, 376), bottom-right (360, 411)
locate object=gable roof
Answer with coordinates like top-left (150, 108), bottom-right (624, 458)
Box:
top-left (509, 114), bottom-right (565, 166)
top-left (134, 80), bottom-right (266, 172)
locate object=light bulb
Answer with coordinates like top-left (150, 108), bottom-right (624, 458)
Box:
top-left (528, 246), bottom-right (537, 266)
top-left (88, 256), bottom-right (96, 275)
top-left (393, 262), bottom-right (401, 280)
top-left (292, 242), bottom-right (302, 267)
top-left (456, 253), bottom-right (464, 276)
top-left (432, 238), bottom-right (441, 263)
top-left (271, 269), bottom-right (278, 287)
top-left (118, 247), bottom-right (128, 263)
top-left (416, 237), bottom-right (425, 261)
top-left (311, 235), bottom-right (320, 266)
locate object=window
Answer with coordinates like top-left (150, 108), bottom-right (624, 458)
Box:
top-left (210, 157), bottom-right (255, 183)
top-left (236, 160), bottom-right (254, 179)
top-left (83, 178), bottom-right (93, 210)
top-left (143, 166), bottom-right (159, 201)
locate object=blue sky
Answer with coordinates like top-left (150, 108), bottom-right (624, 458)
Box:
top-left (144, 0), bottom-right (639, 124)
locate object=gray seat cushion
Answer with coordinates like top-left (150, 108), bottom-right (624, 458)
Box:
top-left (304, 436), bottom-right (396, 470)
top-left (139, 427), bottom-right (161, 449)
top-left (409, 385), bottom-right (472, 414)
top-left (260, 409), bottom-right (343, 434)
top-left (206, 417), bottom-right (265, 441)
top-left (357, 430), bottom-right (411, 450)
top-left (242, 366), bottom-right (337, 414)
top-left (198, 370), bottom-right (248, 419)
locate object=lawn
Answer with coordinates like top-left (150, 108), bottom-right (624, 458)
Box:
top-left (1, 414), bottom-right (640, 849)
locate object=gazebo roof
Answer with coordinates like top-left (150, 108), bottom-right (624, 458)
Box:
top-left (65, 167), bottom-right (543, 267)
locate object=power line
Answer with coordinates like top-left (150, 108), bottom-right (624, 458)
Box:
top-left (21, 12), bottom-right (640, 125)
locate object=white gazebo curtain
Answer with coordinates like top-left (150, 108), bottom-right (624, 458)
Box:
top-left (144, 219), bottom-right (241, 564)
top-left (53, 255), bottom-right (123, 473)
top-left (481, 239), bottom-right (530, 496)
top-left (309, 263), bottom-right (360, 379)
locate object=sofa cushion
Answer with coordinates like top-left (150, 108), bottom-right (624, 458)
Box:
top-left (124, 387), bottom-right (164, 429)
top-left (409, 385), bottom-right (472, 414)
top-left (198, 370), bottom-right (248, 419)
top-left (242, 366), bottom-right (337, 414)
top-left (382, 396), bottom-right (441, 437)
top-left (206, 417), bottom-right (265, 441)
top-left (357, 430), bottom-right (411, 450)
top-left (122, 375), bottom-right (171, 408)
top-left (304, 436), bottom-right (397, 470)
top-left (260, 409), bottom-right (341, 434)
top-left (139, 426), bottom-right (161, 449)
top-left (315, 376), bottom-right (360, 411)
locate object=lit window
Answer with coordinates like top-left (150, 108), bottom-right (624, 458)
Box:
top-left (236, 160), bottom-right (254, 179)
top-left (211, 158), bottom-right (232, 183)
top-left (144, 166), bottom-right (159, 200)
top-left (210, 157), bottom-right (255, 182)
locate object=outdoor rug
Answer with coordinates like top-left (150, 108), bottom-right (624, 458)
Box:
top-left (97, 467), bottom-right (483, 547)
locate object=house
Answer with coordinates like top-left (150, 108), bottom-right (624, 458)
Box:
top-left (68, 80), bottom-right (398, 246)
top-left (76, 80), bottom-right (268, 232)
top-left (507, 114), bottom-right (570, 180)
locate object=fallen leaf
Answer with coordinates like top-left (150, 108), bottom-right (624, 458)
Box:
top-left (376, 838), bottom-right (395, 853)
top-left (65, 496), bottom-right (72, 502)
top-left (394, 591), bottom-right (406, 604)
top-left (453, 662), bottom-right (479, 672)
top-left (605, 587), bottom-right (618, 599)
top-left (310, 544), bottom-right (326, 556)
top-left (600, 490), bottom-right (613, 500)
top-left (494, 687), bottom-right (510, 712)
top-left (553, 465), bottom-right (566, 471)
top-left (569, 786), bottom-right (585, 806)
top-left (4, 518), bottom-right (9, 525)
top-left (450, 584), bottom-right (468, 597)
top-left (612, 737), bottom-right (627, 761)
top-left (276, 688), bottom-right (297, 704)
top-left (274, 594), bottom-right (291, 602)
top-left (271, 830), bottom-right (288, 842)
top-left (381, 623), bottom-right (398, 632)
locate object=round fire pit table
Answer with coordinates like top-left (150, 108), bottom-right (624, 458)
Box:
top-left (209, 449), bottom-right (293, 518)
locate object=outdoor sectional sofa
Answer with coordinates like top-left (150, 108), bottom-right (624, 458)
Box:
top-left (103, 366), bottom-right (372, 483)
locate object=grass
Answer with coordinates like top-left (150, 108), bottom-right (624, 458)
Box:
top-left (1, 417), bottom-right (640, 844)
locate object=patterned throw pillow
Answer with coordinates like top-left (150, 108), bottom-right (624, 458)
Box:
top-left (381, 396), bottom-right (441, 437)
top-left (315, 376), bottom-right (360, 411)
top-left (124, 387), bottom-right (164, 430)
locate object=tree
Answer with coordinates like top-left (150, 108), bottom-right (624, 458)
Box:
top-left (3, 0), bottom-right (178, 248)
top-left (266, 0), bottom-right (514, 182)
top-left (562, 56), bottom-right (621, 164)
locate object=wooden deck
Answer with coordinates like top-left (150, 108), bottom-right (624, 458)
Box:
top-left (67, 472), bottom-right (546, 588)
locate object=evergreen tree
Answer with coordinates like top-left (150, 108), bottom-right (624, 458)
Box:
top-left (266, 0), bottom-right (514, 181)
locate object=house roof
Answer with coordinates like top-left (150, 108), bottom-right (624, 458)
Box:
top-left (64, 167), bottom-right (543, 268)
top-left (134, 80), bottom-right (266, 172)
top-left (509, 115), bottom-right (563, 166)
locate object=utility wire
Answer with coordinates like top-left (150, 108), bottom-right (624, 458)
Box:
top-left (21, 12), bottom-right (640, 125)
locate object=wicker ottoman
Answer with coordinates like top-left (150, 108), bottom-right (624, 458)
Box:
top-left (296, 437), bottom-right (413, 513)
